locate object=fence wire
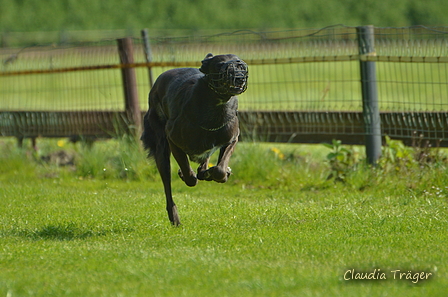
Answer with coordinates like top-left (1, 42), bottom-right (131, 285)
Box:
top-left (1, 25), bottom-right (447, 146)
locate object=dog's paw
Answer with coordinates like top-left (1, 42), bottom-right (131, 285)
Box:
top-left (200, 166), bottom-right (231, 183)
top-left (220, 166), bottom-right (232, 180)
top-left (171, 205), bottom-right (181, 226)
top-left (197, 168), bottom-right (213, 181)
top-left (226, 166), bottom-right (232, 176)
top-left (178, 169), bottom-right (198, 187)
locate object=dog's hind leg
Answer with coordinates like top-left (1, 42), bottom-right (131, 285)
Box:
top-left (154, 140), bottom-right (181, 225)
top-left (145, 109), bottom-right (181, 226)
top-left (168, 140), bottom-right (198, 187)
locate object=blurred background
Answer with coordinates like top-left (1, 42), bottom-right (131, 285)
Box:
top-left (1, 0), bottom-right (447, 152)
top-left (1, 0), bottom-right (447, 45)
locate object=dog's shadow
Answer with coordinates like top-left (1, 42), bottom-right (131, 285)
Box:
top-left (8, 223), bottom-right (132, 241)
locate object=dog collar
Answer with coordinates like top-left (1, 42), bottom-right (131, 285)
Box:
top-left (200, 123), bottom-right (228, 132)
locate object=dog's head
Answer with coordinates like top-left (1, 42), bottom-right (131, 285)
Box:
top-left (199, 53), bottom-right (248, 96)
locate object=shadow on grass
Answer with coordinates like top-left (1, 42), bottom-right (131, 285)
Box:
top-left (8, 223), bottom-right (134, 241)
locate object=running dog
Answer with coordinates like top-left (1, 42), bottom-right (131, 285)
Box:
top-left (141, 53), bottom-right (248, 225)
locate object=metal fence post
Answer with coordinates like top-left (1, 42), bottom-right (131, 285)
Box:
top-left (357, 26), bottom-right (382, 165)
top-left (141, 29), bottom-right (154, 88)
top-left (117, 37), bottom-right (141, 137)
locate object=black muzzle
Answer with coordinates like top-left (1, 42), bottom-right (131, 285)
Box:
top-left (207, 60), bottom-right (248, 96)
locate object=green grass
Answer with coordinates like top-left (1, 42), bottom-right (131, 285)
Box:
top-left (0, 138), bottom-right (447, 296)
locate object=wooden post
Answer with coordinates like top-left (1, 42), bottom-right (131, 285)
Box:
top-left (357, 26), bottom-right (382, 165)
top-left (141, 29), bottom-right (154, 88)
top-left (117, 37), bottom-right (141, 137)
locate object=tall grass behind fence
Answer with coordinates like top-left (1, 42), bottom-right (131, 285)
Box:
top-left (1, 25), bottom-right (447, 146)
top-left (147, 28), bottom-right (363, 112)
top-left (1, 26), bottom-right (363, 112)
top-left (374, 28), bottom-right (448, 112)
top-left (1, 45), bottom-right (138, 111)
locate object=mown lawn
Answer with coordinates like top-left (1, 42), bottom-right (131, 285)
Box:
top-left (0, 139), bottom-right (447, 296)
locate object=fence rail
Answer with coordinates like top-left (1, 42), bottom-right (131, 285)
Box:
top-left (2, 110), bottom-right (445, 146)
top-left (1, 25), bottom-right (448, 152)
top-left (3, 55), bottom-right (448, 78)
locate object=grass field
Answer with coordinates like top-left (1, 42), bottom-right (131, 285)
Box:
top-left (0, 137), bottom-right (447, 296)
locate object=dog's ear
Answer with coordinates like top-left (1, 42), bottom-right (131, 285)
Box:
top-left (199, 53), bottom-right (214, 74)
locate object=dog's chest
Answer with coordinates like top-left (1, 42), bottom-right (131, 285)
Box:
top-left (169, 122), bottom-right (235, 163)
top-left (189, 147), bottom-right (220, 163)
top-left (169, 114), bottom-right (234, 144)
top-left (181, 132), bottom-right (228, 162)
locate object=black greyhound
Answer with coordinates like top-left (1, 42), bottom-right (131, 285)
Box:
top-left (141, 53), bottom-right (248, 225)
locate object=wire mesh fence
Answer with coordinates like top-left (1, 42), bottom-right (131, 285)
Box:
top-left (1, 25), bottom-right (447, 147)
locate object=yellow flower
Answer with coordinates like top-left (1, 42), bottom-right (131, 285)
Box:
top-left (57, 139), bottom-right (66, 147)
top-left (271, 147), bottom-right (280, 154)
top-left (271, 147), bottom-right (285, 160)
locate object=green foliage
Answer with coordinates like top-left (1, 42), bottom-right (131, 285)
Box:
top-left (380, 135), bottom-right (448, 172)
top-left (380, 136), bottom-right (417, 171)
top-left (74, 136), bottom-right (159, 180)
top-left (0, 0), bottom-right (447, 33)
top-left (322, 137), bottom-right (448, 192)
top-left (323, 139), bottom-right (360, 182)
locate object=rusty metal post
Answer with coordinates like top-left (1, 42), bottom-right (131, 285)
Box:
top-left (117, 37), bottom-right (141, 137)
top-left (357, 25), bottom-right (382, 165)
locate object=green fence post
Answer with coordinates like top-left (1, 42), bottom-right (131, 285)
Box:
top-left (357, 25), bottom-right (382, 165)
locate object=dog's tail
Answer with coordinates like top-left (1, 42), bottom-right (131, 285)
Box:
top-left (141, 110), bottom-right (156, 157)
top-left (141, 108), bottom-right (167, 158)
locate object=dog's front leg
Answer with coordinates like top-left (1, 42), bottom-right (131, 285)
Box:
top-left (204, 138), bottom-right (238, 183)
top-left (168, 140), bottom-right (198, 187)
top-left (197, 157), bottom-right (212, 181)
